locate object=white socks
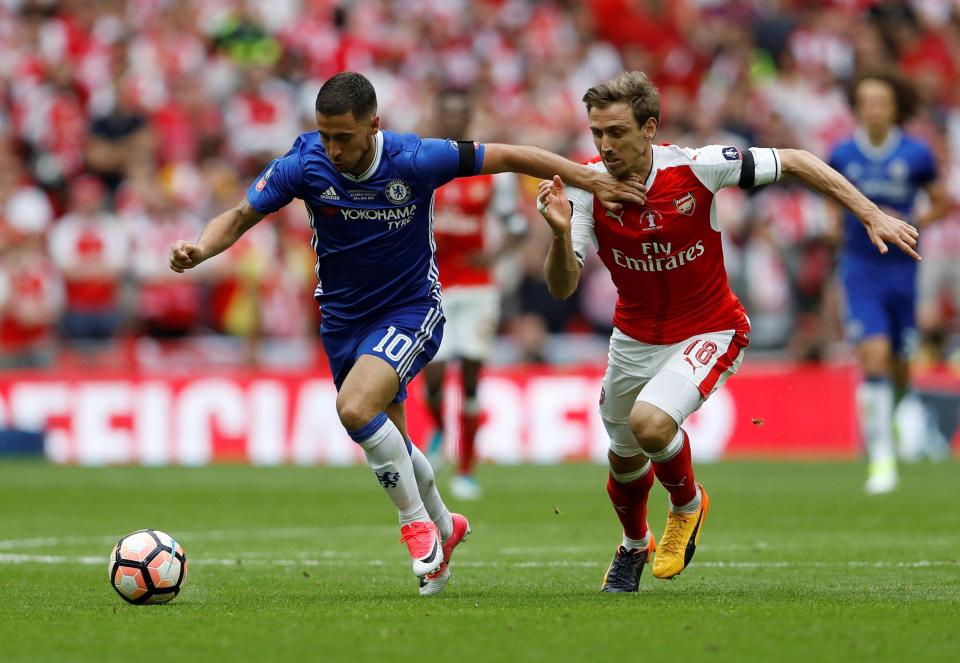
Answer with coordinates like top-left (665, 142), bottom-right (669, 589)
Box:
top-left (355, 415), bottom-right (429, 526)
top-left (672, 485), bottom-right (702, 514)
top-left (408, 441), bottom-right (454, 541)
top-left (642, 428), bottom-right (684, 463)
top-left (610, 460), bottom-right (651, 484)
top-left (858, 378), bottom-right (895, 467)
top-left (623, 532), bottom-right (651, 552)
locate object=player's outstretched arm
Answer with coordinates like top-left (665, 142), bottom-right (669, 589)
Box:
top-left (169, 198), bottom-right (265, 273)
top-left (538, 176), bottom-right (582, 300)
top-left (481, 143), bottom-right (647, 212)
top-left (778, 148), bottom-right (921, 260)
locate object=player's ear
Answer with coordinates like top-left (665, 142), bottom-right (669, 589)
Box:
top-left (369, 115), bottom-right (381, 134)
top-left (643, 117), bottom-right (658, 141)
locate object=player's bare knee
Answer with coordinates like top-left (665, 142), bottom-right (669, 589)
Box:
top-left (608, 449), bottom-right (646, 475)
top-left (629, 403), bottom-right (677, 454)
top-left (335, 393), bottom-right (377, 431)
top-left (858, 338), bottom-right (892, 376)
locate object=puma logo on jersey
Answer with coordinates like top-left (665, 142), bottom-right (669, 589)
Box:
top-left (605, 209), bottom-right (624, 225)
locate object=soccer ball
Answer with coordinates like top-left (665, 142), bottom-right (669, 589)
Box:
top-left (108, 529), bottom-right (187, 605)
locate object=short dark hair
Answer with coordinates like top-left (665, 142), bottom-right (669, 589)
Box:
top-left (315, 72), bottom-right (377, 119)
top-left (847, 70), bottom-right (918, 125)
top-left (582, 71), bottom-right (660, 128)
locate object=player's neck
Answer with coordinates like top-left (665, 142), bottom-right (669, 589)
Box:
top-left (865, 126), bottom-right (894, 147)
top-left (348, 134), bottom-right (378, 177)
top-left (628, 148), bottom-right (654, 184)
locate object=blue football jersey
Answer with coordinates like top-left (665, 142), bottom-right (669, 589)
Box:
top-left (828, 128), bottom-right (937, 265)
top-left (246, 130), bottom-right (484, 330)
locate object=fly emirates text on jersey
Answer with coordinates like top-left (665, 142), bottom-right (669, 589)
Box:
top-left (610, 240), bottom-right (706, 273)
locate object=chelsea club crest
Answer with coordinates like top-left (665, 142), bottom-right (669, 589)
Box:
top-left (385, 179), bottom-right (411, 205)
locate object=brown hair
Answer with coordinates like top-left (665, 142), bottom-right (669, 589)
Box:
top-left (847, 70), bottom-right (918, 125)
top-left (315, 71), bottom-right (378, 119)
top-left (582, 71), bottom-right (661, 128)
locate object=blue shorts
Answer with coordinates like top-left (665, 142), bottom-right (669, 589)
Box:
top-left (840, 257), bottom-right (917, 356)
top-left (321, 300), bottom-right (445, 403)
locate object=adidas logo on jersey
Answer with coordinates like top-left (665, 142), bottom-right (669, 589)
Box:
top-left (320, 186), bottom-right (340, 201)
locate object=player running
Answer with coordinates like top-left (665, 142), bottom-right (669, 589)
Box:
top-left (535, 71), bottom-right (920, 592)
top-left (828, 71), bottom-right (947, 495)
top-left (424, 90), bottom-right (527, 500)
top-left (169, 72), bottom-right (645, 595)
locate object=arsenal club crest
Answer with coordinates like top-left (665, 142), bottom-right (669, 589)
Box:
top-left (674, 192), bottom-right (696, 216)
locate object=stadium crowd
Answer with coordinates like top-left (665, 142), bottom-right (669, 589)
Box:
top-left (1, 0), bottom-right (959, 369)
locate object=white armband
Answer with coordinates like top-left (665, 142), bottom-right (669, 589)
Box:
top-left (747, 147), bottom-right (781, 186)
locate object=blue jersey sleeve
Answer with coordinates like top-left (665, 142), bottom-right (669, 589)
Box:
top-left (411, 138), bottom-right (485, 188)
top-left (911, 143), bottom-right (938, 187)
top-left (246, 139), bottom-right (305, 214)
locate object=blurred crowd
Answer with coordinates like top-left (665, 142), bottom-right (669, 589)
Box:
top-left (1, 0), bottom-right (960, 370)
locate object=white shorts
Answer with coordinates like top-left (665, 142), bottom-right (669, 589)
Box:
top-left (434, 285), bottom-right (500, 362)
top-left (599, 326), bottom-right (749, 457)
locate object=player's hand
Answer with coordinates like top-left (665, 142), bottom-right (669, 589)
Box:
top-left (537, 176), bottom-right (572, 236)
top-left (169, 240), bottom-right (207, 273)
top-left (592, 172), bottom-right (647, 213)
top-left (863, 210), bottom-right (921, 261)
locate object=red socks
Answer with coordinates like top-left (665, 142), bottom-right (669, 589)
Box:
top-left (606, 467), bottom-right (655, 540)
top-left (458, 410), bottom-right (480, 475)
top-left (651, 429), bottom-right (698, 507)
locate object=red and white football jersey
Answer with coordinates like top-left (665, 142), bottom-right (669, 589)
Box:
top-left (434, 173), bottom-right (525, 288)
top-left (0, 253), bottom-right (63, 352)
top-left (569, 144), bottom-right (782, 344)
top-left (48, 212), bottom-right (129, 312)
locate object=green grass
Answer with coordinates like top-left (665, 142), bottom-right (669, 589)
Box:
top-left (1, 460), bottom-right (958, 662)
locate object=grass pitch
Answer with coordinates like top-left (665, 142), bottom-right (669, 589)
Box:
top-left (0, 460), bottom-right (957, 662)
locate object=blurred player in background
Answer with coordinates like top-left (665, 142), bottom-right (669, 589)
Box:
top-left (828, 71), bottom-right (948, 495)
top-left (424, 90), bottom-right (527, 500)
top-left (537, 71), bottom-right (920, 592)
top-left (169, 72), bottom-right (645, 595)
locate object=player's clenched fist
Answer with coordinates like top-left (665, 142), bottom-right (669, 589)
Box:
top-left (169, 240), bottom-right (206, 273)
top-left (537, 176), bottom-right (572, 236)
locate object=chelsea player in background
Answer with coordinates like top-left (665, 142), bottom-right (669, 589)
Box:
top-left (169, 72), bottom-right (646, 595)
top-left (828, 71), bottom-right (948, 495)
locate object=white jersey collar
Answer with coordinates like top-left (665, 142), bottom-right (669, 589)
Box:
top-left (341, 131), bottom-right (384, 182)
top-left (853, 127), bottom-right (902, 161)
top-left (643, 145), bottom-right (660, 191)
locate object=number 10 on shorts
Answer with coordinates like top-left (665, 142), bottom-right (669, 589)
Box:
top-left (373, 326), bottom-right (414, 361)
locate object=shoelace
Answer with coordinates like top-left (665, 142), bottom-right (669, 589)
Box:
top-left (608, 548), bottom-right (640, 582)
top-left (658, 513), bottom-right (689, 556)
top-left (400, 523), bottom-right (434, 554)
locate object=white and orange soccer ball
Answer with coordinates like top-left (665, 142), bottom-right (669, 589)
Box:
top-left (108, 529), bottom-right (187, 605)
